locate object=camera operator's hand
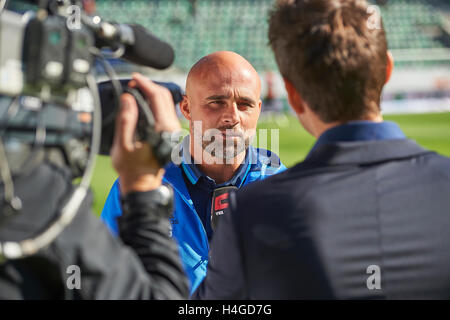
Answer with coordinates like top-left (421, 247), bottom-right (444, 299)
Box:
top-left (129, 73), bottom-right (181, 133)
top-left (111, 73), bottom-right (181, 195)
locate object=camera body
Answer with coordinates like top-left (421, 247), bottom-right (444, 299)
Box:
top-left (0, 8), bottom-right (96, 177)
top-left (98, 78), bottom-right (183, 157)
top-left (0, 1), bottom-right (181, 260)
top-left (0, 4), bottom-right (183, 176)
top-left (0, 9), bottom-right (93, 106)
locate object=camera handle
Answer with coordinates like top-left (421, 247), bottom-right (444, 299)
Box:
top-left (123, 87), bottom-right (175, 167)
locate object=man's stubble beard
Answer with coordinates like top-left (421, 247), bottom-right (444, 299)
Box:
top-left (191, 121), bottom-right (254, 163)
top-left (202, 134), bottom-right (251, 160)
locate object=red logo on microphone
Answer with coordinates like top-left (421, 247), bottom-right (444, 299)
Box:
top-left (214, 193), bottom-right (229, 211)
top-left (211, 186), bottom-right (238, 230)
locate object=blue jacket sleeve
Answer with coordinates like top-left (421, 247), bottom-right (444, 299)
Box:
top-left (100, 179), bottom-right (123, 237)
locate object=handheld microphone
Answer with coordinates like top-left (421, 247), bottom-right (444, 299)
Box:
top-left (122, 24), bottom-right (175, 70)
top-left (93, 21), bottom-right (175, 70)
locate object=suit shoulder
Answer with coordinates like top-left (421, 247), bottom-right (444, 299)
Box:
top-left (237, 165), bottom-right (298, 204)
top-left (420, 152), bottom-right (450, 178)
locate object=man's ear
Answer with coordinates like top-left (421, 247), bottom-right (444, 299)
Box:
top-left (283, 78), bottom-right (305, 115)
top-left (386, 51), bottom-right (394, 84)
top-left (180, 95), bottom-right (191, 120)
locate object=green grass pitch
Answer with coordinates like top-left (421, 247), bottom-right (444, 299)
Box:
top-left (89, 112), bottom-right (450, 216)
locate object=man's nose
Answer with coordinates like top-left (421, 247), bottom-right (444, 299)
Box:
top-left (222, 102), bottom-right (240, 126)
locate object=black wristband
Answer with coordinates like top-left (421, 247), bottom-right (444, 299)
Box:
top-left (120, 185), bottom-right (174, 220)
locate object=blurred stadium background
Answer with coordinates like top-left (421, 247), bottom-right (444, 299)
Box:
top-left (10, 0), bottom-right (450, 215)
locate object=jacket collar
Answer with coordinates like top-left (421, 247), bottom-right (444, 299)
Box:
top-left (311, 121), bottom-right (406, 153)
top-left (303, 139), bottom-right (432, 167)
top-left (178, 135), bottom-right (253, 188)
top-left (300, 121), bottom-right (431, 166)
top-left (162, 136), bottom-right (254, 205)
top-left (163, 162), bottom-right (195, 208)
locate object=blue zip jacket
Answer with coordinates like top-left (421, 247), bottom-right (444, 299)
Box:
top-left (101, 145), bottom-right (286, 294)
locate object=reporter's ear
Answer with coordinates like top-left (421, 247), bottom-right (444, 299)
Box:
top-left (386, 51), bottom-right (394, 84)
top-left (180, 95), bottom-right (191, 121)
top-left (283, 78), bottom-right (305, 115)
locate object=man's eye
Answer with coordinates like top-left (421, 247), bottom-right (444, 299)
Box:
top-left (239, 102), bottom-right (253, 108)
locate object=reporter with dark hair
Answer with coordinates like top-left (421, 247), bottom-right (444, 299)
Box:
top-left (193, 0), bottom-right (450, 299)
top-left (0, 75), bottom-right (189, 299)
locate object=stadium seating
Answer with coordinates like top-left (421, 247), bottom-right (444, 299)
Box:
top-left (9, 0), bottom-right (450, 70)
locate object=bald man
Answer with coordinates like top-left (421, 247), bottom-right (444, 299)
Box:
top-left (101, 52), bottom-right (286, 295)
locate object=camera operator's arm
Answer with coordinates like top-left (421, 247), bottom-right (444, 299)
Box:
top-left (111, 73), bottom-right (189, 299)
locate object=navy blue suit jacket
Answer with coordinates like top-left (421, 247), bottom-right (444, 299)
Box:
top-left (193, 137), bottom-right (450, 299)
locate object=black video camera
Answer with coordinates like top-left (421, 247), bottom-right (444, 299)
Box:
top-left (97, 78), bottom-right (184, 157)
top-left (0, 0), bottom-right (182, 261)
top-left (0, 0), bottom-right (182, 177)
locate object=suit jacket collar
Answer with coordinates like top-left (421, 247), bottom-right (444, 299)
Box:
top-left (303, 139), bottom-right (433, 167)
